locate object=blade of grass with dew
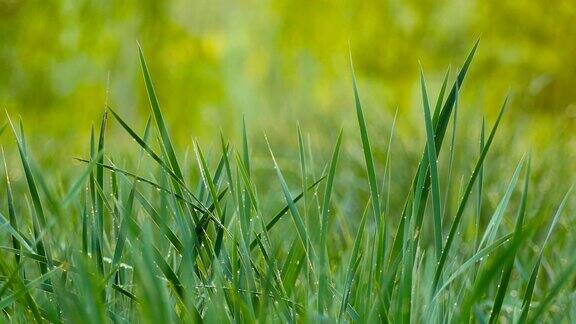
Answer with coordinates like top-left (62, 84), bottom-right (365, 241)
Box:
top-left (137, 45), bottom-right (184, 183)
top-left (6, 114), bottom-right (53, 273)
top-left (94, 110), bottom-right (107, 275)
top-left (441, 82), bottom-right (458, 221)
top-left (488, 157), bottom-right (530, 324)
top-left (475, 118), bottom-right (485, 253)
top-left (349, 51), bottom-right (385, 276)
top-left (387, 40), bottom-right (479, 294)
top-left (420, 66), bottom-right (443, 260)
top-left (249, 176), bottom-right (325, 251)
top-left (318, 128), bottom-right (343, 315)
top-left (339, 201), bottom-right (369, 321)
top-left (107, 107), bottom-right (205, 211)
top-left (111, 181), bottom-right (137, 267)
top-left (518, 185), bottom-right (573, 323)
top-left (431, 96), bottom-right (508, 294)
top-left (3, 147), bottom-right (29, 266)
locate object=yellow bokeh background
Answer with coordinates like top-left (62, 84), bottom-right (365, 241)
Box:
top-left (1, 0), bottom-right (575, 164)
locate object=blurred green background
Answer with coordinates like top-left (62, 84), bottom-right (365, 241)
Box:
top-left (1, 0), bottom-right (575, 164)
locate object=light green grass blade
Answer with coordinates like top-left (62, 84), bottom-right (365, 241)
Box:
top-left (387, 40), bottom-right (479, 284)
top-left (518, 185), bottom-right (573, 323)
top-left (478, 157), bottom-right (525, 250)
top-left (432, 66), bottom-right (451, 126)
top-left (63, 150), bottom-right (103, 205)
top-left (475, 118), bottom-right (485, 252)
top-left (339, 201), bottom-right (369, 321)
top-left (249, 176), bottom-right (325, 250)
top-left (318, 128), bottom-right (343, 314)
top-left (137, 44), bottom-right (184, 182)
top-left (6, 114), bottom-right (53, 273)
top-left (420, 66), bottom-right (443, 260)
top-left (266, 136), bottom-right (316, 269)
top-left (432, 96), bottom-right (508, 293)
top-left (488, 158), bottom-right (530, 324)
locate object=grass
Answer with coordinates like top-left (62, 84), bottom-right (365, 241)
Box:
top-left (0, 41), bottom-right (574, 323)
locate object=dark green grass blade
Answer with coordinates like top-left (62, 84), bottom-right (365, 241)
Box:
top-left (518, 185), bottom-right (573, 323)
top-left (2, 148), bottom-right (28, 266)
top-left (432, 66), bottom-right (451, 126)
top-left (420, 67), bottom-right (443, 260)
top-left (195, 141), bottom-right (224, 221)
top-left (0, 122), bottom-right (7, 137)
top-left (349, 51), bottom-right (382, 222)
top-left (94, 110), bottom-right (107, 274)
top-left (6, 114), bottom-right (53, 273)
top-left (134, 190), bottom-right (184, 253)
top-left (387, 40), bottom-right (479, 281)
top-left (318, 129), bottom-right (343, 314)
top-left (475, 119), bottom-right (485, 252)
top-left (107, 107), bottom-right (203, 210)
top-left (488, 158), bottom-right (530, 324)
top-left (339, 201), bottom-right (370, 321)
top-left (350, 50), bottom-right (387, 287)
top-left (431, 96), bottom-right (508, 294)
top-left (137, 44), bottom-right (184, 182)
top-left (111, 181), bottom-right (137, 266)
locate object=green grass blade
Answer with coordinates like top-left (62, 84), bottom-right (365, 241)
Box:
top-left (266, 136), bottom-right (316, 269)
top-left (318, 128), bottom-right (343, 314)
top-left (137, 44), bottom-right (184, 182)
top-left (518, 185), bottom-right (573, 323)
top-left (339, 201), bottom-right (369, 321)
top-left (63, 150), bottom-right (103, 205)
top-left (349, 51), bottom-right (381, 223)
top-left (478, 157), bottom-right (525, 249)
top-left (420, 66), bottom-right (443, 260)
top-left (432, 96), bottom-right (508, 294)
top-left (488, 157), bottom-right (530, 324)
top-left (6, 114), bottom-right (53, 273)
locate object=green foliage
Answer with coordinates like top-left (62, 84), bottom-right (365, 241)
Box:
top-left (0, 42), bottom-right (574, 323)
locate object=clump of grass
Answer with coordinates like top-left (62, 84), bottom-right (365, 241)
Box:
top-left (0, 41), bottom-right (574, 323)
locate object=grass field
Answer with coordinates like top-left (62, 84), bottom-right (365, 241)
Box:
top-left (0, 39), bottom-right (575, 323)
